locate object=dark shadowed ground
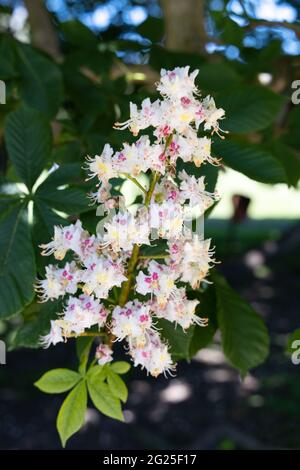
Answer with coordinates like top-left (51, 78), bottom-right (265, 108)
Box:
top-left (1, 221), bottom-right (300, 450)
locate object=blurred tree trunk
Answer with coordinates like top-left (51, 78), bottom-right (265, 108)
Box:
top-left (160, 0), bottom-right (208, 53)
top-left (23, 0), bottom-right (62, 62)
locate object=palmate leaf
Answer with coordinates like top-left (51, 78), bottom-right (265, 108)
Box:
top-left (35, 185), bottom-right (90, 215)
top-left (286, 328), bottom-right (300, 357)
top-left (213, 271), bottom-right (269, 374)
top-left (15, 42), bottom-right (63, 118)
top-left (158, 318), bottom-right (195, 360)
top-left (217, 85), bottom-right (286, 133)
top-left (76, 336), bottom-right (94, 375)
top-left (31, 199), bottom-right (68, 274)
top-left (0, 203), bottom-right (36, 319)
top-left (268, 140), bottom-right (300, 188)
top-left (188, 284), bottom-right (218, 357)
top-left (61, 20), bottom-right (98, 48)
top-left (0, 34), bottom-right (18, 79)
top-left (110, 361), bottom-right (131, 375)
top-left (214, 139), bottom-right (287, 184)
top-left (57, 380), bottom-right (87, 447)
top-left (196, 62), bottom-right (241, 92)
top-left (107, 369), bottom-right (128, 403)
top-left (136, 16), bottom-right (164, 43)
top-left (87, 379), bottom-right (124, 422)
top-left (11, 300), bottom-right (62, 349)
top-left (177, 158), bottom-right (219, 193)
top-left (35, 369), bottom-right (82, 394)
top-left (4, 105), bottom-right (52, 190)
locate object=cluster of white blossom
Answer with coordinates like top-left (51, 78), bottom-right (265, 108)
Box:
top-left (37, 66), bottom-right (225, 377)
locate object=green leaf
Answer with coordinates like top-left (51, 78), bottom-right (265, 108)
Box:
top-left (52, 142), bottom-right (82, 165)
top-left (87, 379), bottom-right (124, 422)
top-left (0, 34), bottom-right (18, 79)
top-left (110, 361), bottom-right (131, 375)
top-left (220, 17), bottom-right (243, 46)
top-left (35, 368), bottom-right (82, 394)
top-left (284, 106), bottom-right (300, 150)
top-left (177, 158), bottom-right (219, 193)
top-left (269, 140), bottom-right (300, 187)
top-left (41, 163), bottom-right (82, 187)
top-left (214, 139), bottom-right (286, 184)
top-left (11, 300), bottom-right (61, 349)
top-left (33, 199), bottom-right (67, 241)
top-left (286, 328), bottom-right (300, 356)
top-left (35, 185), bottom-right (90, 214)
top-left (5, 105), bottom-right (52, 189)
top-left (213, 271), bottom-right (269, 374)
top-left (149, 45), bottom-right (204, 72)
top-left (0, 194), bottom-right (21, 213)
top-left (158, 319), bottom-right (194, 360)
top-left (217, 86), bottom-right (285, 133)
top-left (87, 364), bottom-right (107, 382)
top-left (57, 380), bottom-right (87, 447)
top-left (196, 62), bottom-right (241, 91)
top-left (61, 20), bottom-right (98, 48)
top-left (0, 204), bottom-right (35, 318)
top-left (76, 337), bottom-right (94, 374)
top-left (137, 16), bottom-right (164, 42)
top-left (32, 199), bottom-right (67, 272)
top-left (16, 42), bottom-right (63, 118)
top-left (189, 284), bottom-right (218, 357)
top-left (107, 369), bottom-right (128, 403)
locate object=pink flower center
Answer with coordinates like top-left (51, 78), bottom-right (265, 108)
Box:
top-left (140, 314), bottom-right (149, 323)
top-left (162, 125), bottom-right (171, 136)
top-left (181, 96), bottom-right (191, 106)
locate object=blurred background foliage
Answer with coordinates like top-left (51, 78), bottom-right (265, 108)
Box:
top-left (0, 0), bottom-right (300, 449)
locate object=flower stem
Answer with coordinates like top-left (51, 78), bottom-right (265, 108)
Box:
top-left (139, 254), bottom-right (169, 260)
top-left (66, 331), bottom-right (107, 338)
top-left (122, 173), bottom-right (147, 194)
top-left (118, 171), bottom-right (158, 307)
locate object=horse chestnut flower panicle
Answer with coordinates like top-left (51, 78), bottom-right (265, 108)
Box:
top-left (36, 66), bottom-right (225, 377)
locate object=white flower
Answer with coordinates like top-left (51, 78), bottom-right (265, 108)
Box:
top-left (40, 320), bottom-right (64, 348)
top-left (35, 261), bottom-right (81, 302)
top-left (103, 210), bottom-right (150, 252)
top-left (180, 237), bottom-right (216, 288)
top-left (157, 66), bottom-right (199, 100)
top-left (153, 177), bottom-right (180, 204)
top-left (178, 169), bottom-right (218, 210)
top-left (114, 136), bottom-right (165, 176)
top-left (111, 300), bottom-right (153, 345)
top-left (82, 255), bottom-right (127, 299)
top-left (95, 343), bottom-right (113, 365)
top-left (136, 261), bottom-right (178, 307)
top-left (87, 144), bottom-right (116, 183)
top-left (130, 330), bottom-right (175, 377)
top-left (169, 132), bottom-right (213, 167)
top-left (39, 66), bottom-right (225, 378)
top-left (115, 98), bottom-right (161, 135)
top-left (149, 201), bottom-right (184, 239)
top-left (154, 287), bottom-right (207, 330)
top-left (63, 294), bottom-right (108, 334)
top-left (40, 220), bottom-right (84, 260)
top-left (202, 96), bottom-right (225, 134)
top-left (89, 183), bottom-right (112, 205)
